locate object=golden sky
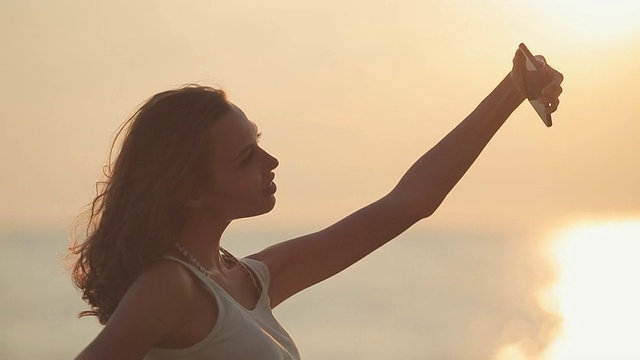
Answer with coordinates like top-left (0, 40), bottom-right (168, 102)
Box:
top-left (1, 0), bottom-right (638, 234)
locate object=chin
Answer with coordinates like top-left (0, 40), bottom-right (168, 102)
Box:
top-left (234, 198), bottom-right (277, 220)
top-left (259, 197), bottom-right (277, 215)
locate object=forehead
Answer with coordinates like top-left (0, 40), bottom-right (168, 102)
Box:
top-left (208, 104), bottom-right (257, 161)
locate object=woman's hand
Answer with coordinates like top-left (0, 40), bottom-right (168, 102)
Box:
top-left (511, 49), bottom-right (564, 114)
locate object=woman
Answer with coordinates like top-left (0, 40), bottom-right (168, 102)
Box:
top-left (70, 48), bottom-right (563, 359)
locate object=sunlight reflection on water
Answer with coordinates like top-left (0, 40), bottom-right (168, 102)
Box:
top-left (543, 218), bottom-right (640, 360)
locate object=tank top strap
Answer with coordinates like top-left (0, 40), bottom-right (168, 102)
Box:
top-left (161, 255), bottom-right (215, 287)
top-left (162, 255), bottom-right (272, 308)
top-left (240, 257), bottom-right (271, 292)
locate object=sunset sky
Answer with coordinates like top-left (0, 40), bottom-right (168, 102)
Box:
top-left (2, 1), bottom-right (639, 233)
top-left (1, 1), bottom-right (639, 359)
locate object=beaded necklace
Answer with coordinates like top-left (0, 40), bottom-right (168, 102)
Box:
top-left (173, 242), bottom-right (261, 296)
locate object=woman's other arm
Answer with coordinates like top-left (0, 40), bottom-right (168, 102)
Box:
top-left (75, 262), bottom-right (195, 360)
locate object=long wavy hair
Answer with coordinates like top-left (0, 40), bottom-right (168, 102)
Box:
top-left (68, 85), bottom-right (232, 324)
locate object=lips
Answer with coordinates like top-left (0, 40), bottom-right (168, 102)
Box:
top-left (265, 181), bottom-right (277, 195)
top-left (264, 173), bottom-right (277, 194)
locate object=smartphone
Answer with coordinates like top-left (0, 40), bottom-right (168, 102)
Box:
top-left (518, 43), bottom-right (552, 127)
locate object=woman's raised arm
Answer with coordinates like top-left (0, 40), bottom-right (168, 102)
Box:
top-left (252, 49), bottom-right (564, 307)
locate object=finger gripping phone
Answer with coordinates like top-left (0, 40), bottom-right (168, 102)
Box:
top-left (518, 43), bottom-right (552, 127)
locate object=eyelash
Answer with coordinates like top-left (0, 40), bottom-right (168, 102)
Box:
top-left (240, 133), bottom-right (263, 166)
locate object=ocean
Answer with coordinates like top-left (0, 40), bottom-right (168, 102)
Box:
top-left (0, 225), bottom-right (558, 359)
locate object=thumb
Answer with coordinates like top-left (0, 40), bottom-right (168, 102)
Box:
top-left (511, 50), bottom-right (527, 97)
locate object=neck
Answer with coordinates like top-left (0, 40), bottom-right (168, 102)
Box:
top-left (176, 210), bottom-right (231, 273)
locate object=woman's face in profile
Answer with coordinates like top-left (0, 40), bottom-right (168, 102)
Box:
top-left (202, 104), bottom-right (279, 221)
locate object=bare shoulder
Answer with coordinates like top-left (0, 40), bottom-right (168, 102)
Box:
top-left (133, 258), bottom-right (198, 301)
top-left (115, 259), bottom-right (199, 319)
top-left (76, 260), bottom-right (200, 360)
top-left (113, 259), bottom-right (200, 336)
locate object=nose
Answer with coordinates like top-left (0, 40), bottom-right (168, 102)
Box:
top-left (261, 148), bottom-right (279, 171)
top-left (268, 152), bottom-right (279, 170)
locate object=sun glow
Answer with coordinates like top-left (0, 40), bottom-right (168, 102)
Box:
top-left (541, 0), bottom-right (640, 43)
top-left (543, 219), bottom-right (640, 359)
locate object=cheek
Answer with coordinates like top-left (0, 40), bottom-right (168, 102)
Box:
top-left (210, 172), bottom-right (260, 203)
top-left (207, 173), bottom-right (274, 219)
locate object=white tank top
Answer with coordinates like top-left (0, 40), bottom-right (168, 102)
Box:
top-left (144, 256), bottom-right (300, 360)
